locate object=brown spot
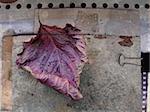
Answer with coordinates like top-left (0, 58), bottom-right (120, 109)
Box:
top-left (118, 36), bottom-right (133, 47)
top-left (94, 35), bottom-right (106, 39)
top-left (0, 0), bottom-right (17, 3)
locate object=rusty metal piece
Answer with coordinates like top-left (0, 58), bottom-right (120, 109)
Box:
top-left (0, 0), bottom-right (17, 3)
top-left (118, 36), bottom-right (133, 47)
top-left (94, 34), bottom-right (107, 39)
top-left (118, 53), bottom-right (142, 66)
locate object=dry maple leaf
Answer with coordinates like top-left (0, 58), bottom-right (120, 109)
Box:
top-left (16, 24), bottom-right (88, 100)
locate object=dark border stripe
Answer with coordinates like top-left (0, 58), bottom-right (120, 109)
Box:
top-left (141, 53), bottom-right (150, 72)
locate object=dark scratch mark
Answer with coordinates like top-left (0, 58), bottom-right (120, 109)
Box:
top-left (94, 35), bottom-right (107, 39)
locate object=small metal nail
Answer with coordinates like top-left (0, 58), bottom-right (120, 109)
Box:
top-left (118, 53), bottom-right (142, 66)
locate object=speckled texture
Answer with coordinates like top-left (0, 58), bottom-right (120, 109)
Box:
top-left (12, 35), bottom-right (141, 112)
top-left (0, 6), bottom-right (142, 112)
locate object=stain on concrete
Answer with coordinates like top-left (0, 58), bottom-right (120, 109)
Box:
top-left (94, 35), bottom-right (107, 39)
top-left (118, 36), bottom-right (133, 47)
top-left (1, 35), bottom-right (13, 111)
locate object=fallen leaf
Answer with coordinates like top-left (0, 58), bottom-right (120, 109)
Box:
top-left (16, 24), bottom-right (88, 100)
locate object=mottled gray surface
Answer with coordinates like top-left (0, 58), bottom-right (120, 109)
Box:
top-left (0, 0), bottom-right (150, 111)
top-left (0, 4), bottom-right (142, 112)
top-left (12, 35), bottom-right (141, 112)
top-left (34, 9), bottom-right (139, 36)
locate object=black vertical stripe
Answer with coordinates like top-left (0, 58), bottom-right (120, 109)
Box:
top-left (141, 53), bottom-right (150, 72)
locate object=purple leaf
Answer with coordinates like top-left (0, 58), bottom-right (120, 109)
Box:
top-left (16, 24), bottom-right (88, 100)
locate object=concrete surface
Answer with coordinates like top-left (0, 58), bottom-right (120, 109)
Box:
top-left (34, 9), bottom-right (139, 36)
top-left (1, 36), bottom-right (13, 111)
top-left (0, 0), bottom-right (147, 112)
top-left (12, 35), bottom-right (141, 112)
top-left (9, 9), bottom-right (142, 112)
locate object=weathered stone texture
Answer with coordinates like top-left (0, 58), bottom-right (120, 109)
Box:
top-left (0, 8), bottom-right (141, 112)
top-left (12, 35), bottom-right (141, 112)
